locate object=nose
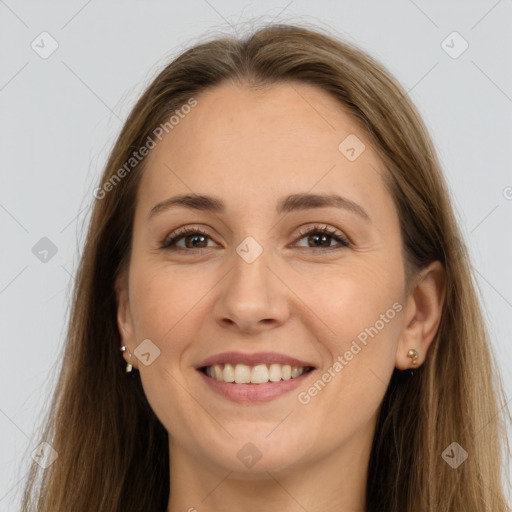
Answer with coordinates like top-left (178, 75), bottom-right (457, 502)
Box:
top-left (213, 245), bottom-right (290, 334)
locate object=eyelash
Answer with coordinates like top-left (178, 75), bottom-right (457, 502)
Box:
top-left (160, 224), bottom-right (350, 252)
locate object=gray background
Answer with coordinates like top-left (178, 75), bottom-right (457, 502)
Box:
top-left (1, 1), bottom-right (511, 509)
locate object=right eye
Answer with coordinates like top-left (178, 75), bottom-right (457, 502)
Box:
top-left (160, 227), bottom-right (217, 250)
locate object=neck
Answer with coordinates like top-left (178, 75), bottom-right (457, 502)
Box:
top-left (165, 422), bottom-right (373, 512)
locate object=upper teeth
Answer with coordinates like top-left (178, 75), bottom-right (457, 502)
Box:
top-left (205, 363), bottom-right (308, 384)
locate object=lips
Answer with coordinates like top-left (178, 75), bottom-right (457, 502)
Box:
top-left (195, 351), bottom-right (316, 369)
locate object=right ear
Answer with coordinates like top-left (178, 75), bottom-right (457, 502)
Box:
top-left (115, 273), bottom-right (137, 369)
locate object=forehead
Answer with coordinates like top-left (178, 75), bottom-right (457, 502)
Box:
top-left (138, 80), bottom-right (391, 218)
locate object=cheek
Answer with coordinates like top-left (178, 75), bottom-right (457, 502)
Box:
top-left (126, 265), bottom-right (207, 431)
top-left (128, 265), bottom-right (191, 358)
top-left (301, 262), bottom-right (404, 402)
top-left (291, 268), bottom-right (403, 459)
top-left (127, 260), bottom-right (226, 372)
top-left (298, 257), bottom-right (403, 349)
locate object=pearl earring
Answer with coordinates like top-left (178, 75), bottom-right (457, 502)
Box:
top-left (407, 349), bottom-right (419, 366)
top-left (120, 345), bottom-right (133, 372)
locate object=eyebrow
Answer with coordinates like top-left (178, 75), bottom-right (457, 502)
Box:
top-left (148, 192), bottom-right (371, 222)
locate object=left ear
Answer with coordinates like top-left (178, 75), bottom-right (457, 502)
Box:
top-left (395, 260), bottom-right (446, 369)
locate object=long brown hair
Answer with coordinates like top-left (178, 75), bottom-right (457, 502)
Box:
top-left (21, 23), bottom-right (510, 511)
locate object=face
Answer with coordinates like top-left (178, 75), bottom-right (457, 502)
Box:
top-left (117, 81), bottom-right (410, 477)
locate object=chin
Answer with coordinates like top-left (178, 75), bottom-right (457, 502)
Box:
top-left (201, 435), bottom-right (310, 477)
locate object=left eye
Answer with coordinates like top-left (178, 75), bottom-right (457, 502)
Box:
top-left (160, 224), bottom-right (350, 251)
top-left (294, 225), bottom-right (350, 249)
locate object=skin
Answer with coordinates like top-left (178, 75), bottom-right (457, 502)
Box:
top-left (116, 80), bottom-right (446, 512)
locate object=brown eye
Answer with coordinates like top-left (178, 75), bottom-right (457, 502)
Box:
top-left (161, 227), bottom-right (215, 250)
top-left (294, 225), bottom-right (350, 250)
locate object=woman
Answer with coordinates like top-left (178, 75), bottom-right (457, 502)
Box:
top-left (21, 23), bottom-right (510, 511)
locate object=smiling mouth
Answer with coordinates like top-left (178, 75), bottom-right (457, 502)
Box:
top-left (200, 363), bottom-right (315, 384)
